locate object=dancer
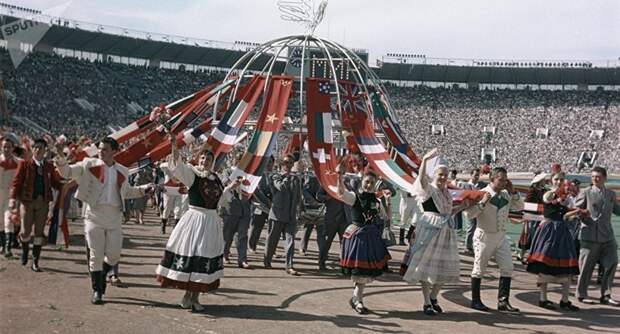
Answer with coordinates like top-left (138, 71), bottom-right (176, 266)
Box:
top-left (155, 136), bottom-right (225, 312)
top-left (338, 166), bottom-right (391, 314)
top-left (465, 166), bottom-right (524, 314)
top-left (11, 138), bottom-right (62, 272)
top-left (55, 137), bottom-right (150, 304)
top-left (263, 155), bottom-right (304, 275)
top-left (159, 162), bottom-right (186, 234)
top-left (574, 167), bottom-right (620, 305)
top-left (402, 149), bottom-right (470, 315)
top-left (0, 136), bottom-right (20, 258)
top-left (527, 172), bottom-right (581, 311)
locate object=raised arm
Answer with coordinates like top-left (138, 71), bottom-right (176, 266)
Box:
top-left (167, 135), bottom-right (195, 187)
top-left (54, 150), bottom-right (86, 180)
top-left (413, 148), bottom-right (438, 198)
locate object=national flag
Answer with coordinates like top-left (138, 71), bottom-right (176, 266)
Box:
top-left (282, 133), bottom-right (306, 159)
top-left (109, 86), bottom-right (214, 144)
top-left (230, 76), bottom-right (293, 197)
top-left (136, 117), bottom-right (215, 168)
top-left (47, 181), bottom-right (78, 248)
top-left (205, 75), bottom-right (265, 157)
top-left (370, 91), bottom-right (421, 174)
top-left (114, 80), bottom-right (234, 166)
top-left (339, 81), bottom-right (415, 193)
top-left (306, 78), bottom-right (342, 200)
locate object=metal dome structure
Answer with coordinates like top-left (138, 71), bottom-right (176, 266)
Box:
top-left (206, 31), bottom-right (422, 197)
top-left (110, 1), bottom-right (421, 198)
top-left (214, 34), bottom-right (398, 130)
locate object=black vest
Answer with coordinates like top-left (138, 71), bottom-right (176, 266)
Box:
top-left (187, 174), bottom-right (223, 209)
top-left (351, 192), bottom-right (379, 225)
top-left (421, 197), bottom-right (440, 213)
top-left (32, 164), bottom-right (45, 199)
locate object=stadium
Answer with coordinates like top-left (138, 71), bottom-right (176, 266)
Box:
top-left (0, 1), bottom-right (619, 334)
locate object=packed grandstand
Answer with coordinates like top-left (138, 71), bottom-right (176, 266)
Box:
top-left (0, 5), bottom-right (618, 173)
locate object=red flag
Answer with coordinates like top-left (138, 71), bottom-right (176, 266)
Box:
top-left (229, 76), bottom-right (293, 197)
top-left (114, 81), bottom-right (233, 166)
top-left (306, 78), bottom-right (342, 200)
top-left (205, 75), bottom-right (265, 157)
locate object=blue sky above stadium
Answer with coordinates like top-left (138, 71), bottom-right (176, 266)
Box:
top-left (13, 0), bottom-right (620, 62)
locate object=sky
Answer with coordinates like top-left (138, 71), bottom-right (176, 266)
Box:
top-left (7, 0), bottom-right (620, 63)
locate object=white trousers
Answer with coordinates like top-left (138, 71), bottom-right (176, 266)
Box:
top-left (163, 193), bottom-right (183, 220)
top-left (84, 204), bottom-right (123, 271)
top-left (0, 197), bottom-right (14, 233)
top-left (471, 229), bottom-right (514, 278)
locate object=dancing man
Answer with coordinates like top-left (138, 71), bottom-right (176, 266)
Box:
top-left (574, 166), bottom-right (620, 305)
top-left (10, 138), bottom-right (62, 272)
top-left (465, 167), bottom-right (523, 314)
top-left (55, 137), bottom-right (150, 304)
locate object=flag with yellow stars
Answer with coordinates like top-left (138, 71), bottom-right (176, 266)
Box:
top-left (230, 76), bottom-right (294, 197)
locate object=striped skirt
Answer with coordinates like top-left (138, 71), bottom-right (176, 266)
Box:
top-left (403, 216), bottom-right (460, 285)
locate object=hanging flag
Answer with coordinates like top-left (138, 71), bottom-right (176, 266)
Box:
top-left (282, 132), bottom-right (306, 160)
top-left (305, 78), bottom-right (342, 200)
top-left (136, 117), bottom-right (215, 168)
top-left (109, 85), bottom-right (215, 145)
top-left (114, 80), bottom-right (234, 166)
top-left (337, 89), bottom-right (360, 154)
top-left (205, 75), bottom-right (265, 157)
top-left (370, 91), bottom-right (421, 174)
top-left (47, 181), bottom-right (78, 248)
top-left (339, 81), bottom-right (415, 193)
top-left (230, 76), bottom-right (293, 197)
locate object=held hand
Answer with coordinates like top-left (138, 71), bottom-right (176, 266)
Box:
top-left (461, 198), bottom-right (474, 208)
top-left (422, 148), bottom-right (439, 162)
top-left (232, 177), bottom-right (243, 189)
top-left (479, 192), bottom-right (491, 205)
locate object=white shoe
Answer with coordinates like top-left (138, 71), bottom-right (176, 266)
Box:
top-left (179, 292), bottom-right (192, 309)
top-left (191, 302), bottom-right (205, 312)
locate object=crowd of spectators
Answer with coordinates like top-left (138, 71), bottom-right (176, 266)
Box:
top-left (1, 48), bottom-right (618, 173)
top-left (0, 49), bottom-right (225, 140)
top-left (389, 85), bottom-right (620, 173)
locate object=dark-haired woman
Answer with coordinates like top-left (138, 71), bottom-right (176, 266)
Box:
top-left (527, 172), bottom-right (582, 311)
top-left (156, 137), bottom-right (225, 312)
top-left (338, 169), bottom-right (391, 314)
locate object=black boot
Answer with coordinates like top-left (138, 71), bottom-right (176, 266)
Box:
top-left (90, 271), bottom-right (104, 305)
top-left (0, 231), bottom-right (5, 254)
top-left (5, 232), bottom-right (14, 258)
top-left (102, 262), bottom-right (112, 295)
top-left (31, 245), bottom-right (42, 272)
top-left (406, 226), bottom-right (414, 244)
top-left (498, 276), bottom-right (520, 314)
top-left (20, 240), bottom-right (29, 266)
top-left (161, 219), bottom-right (167, 234)
top-left (471, 277), bottom-right (490, 311)
top-left (398, 228), bottom-right (406, 246)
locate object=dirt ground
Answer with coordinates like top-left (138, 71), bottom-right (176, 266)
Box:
top-left (2, 209), bottom-right (619, 334)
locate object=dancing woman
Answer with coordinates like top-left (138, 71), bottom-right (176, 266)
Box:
top-left (402, 148), bottom-right (470, 315)
top-left (527, 172), bottom-right (582, 311)
top-left (338, 167), bottom-right (391, 314)
top-left (155, 136), bottom-right (226, 312)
